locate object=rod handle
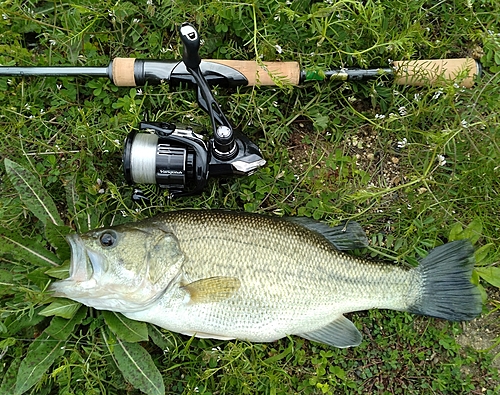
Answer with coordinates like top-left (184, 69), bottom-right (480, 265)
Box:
top-left (392, 58), bottom-right (479, 88)
top-left (208, 60), bottom-right (302, 86)
top-left (112, 57), bottom-right (136, 86)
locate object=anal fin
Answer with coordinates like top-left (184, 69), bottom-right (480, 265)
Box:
top-left (297, 315), bottom-right (362, 348)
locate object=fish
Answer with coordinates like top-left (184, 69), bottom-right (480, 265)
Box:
top-left (50, 210), bottom-right (482, 348)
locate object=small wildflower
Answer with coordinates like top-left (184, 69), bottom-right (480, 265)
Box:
top-left (133, 18), bottom-right (140, 23)
top-left (437, 154), bottom-right (446, 166)
top-left (274, 44), bottom-right (282, 54)
top-left (274, 14), bottom-right (280, 21)
top-left (413, 93), bottom-right (421, 102)
top-left (147, 0), bottom-right (153, 4)
top-left (398, 106), bottom-right (407, 116)
top-left (49, 39), bottom-right (56, 46)
top-left (461, 119), bottom-right (469, 128)
top-left (2, 13), bottom-right (8, 20)
top-left (432, 89), bottom-right (444, 100)
top-left (375, 114), bottom-right (386, 120)
top-left (397, 138), bottom-right (407, 149)
top-left (136, 88), bottom-right (143, 95)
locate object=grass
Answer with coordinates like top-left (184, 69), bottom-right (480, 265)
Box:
top-left (1, 0), bottom-right (500, 394)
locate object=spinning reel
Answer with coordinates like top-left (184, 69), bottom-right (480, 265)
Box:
top-left (118, 23), bottom-right (265, 197)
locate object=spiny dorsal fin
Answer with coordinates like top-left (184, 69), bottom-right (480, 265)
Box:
top-left (182, 276), bottom-right (241, 304)
top-left (297, 315), bottom-right (363, 348)
top-left (286, 217), bottom-right (368, 251)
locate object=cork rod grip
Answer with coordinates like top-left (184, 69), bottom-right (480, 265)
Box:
top-left (392, 58), bottom-right (479, 88)
top-left (112, 57), bottom-right (137, 86)
top-left (210, 60), bottom-right (301, 85)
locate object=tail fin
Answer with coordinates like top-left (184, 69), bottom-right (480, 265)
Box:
top-left (408, 240), bottom-right (482, 321)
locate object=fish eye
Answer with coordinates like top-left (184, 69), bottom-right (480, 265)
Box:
top-left (99, 231), bottom-right (117, 248)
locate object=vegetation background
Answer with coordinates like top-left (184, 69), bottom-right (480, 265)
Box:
top-left (1, 0), bottom-right (499, 394)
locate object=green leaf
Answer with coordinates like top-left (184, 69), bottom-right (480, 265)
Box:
top-left (0, 269), bottom-right (14, 296)
top-left (102, 311), bottom-right (149, 343)
top-left (45, 261), bottom-right (70, 279)
top-left (113, 338), bottom-right (165, 395)
top-left (4, 159), bottom-right (63, 226)
top-left (0, 358), bottom-right (21, 395)
top-left (39, 299), bottom-right (81, 319)
top-left (0, 228), bottom-right (61, 267)
top-left (448, 222), bottom-right (463, 241)
top-left (44, 306), bottom-right (87, 340)
top-left (44, 223), bottom-right (72, 260)
top-left (148, 325), bottom-right (175, 352)
top-left (476, 267), bottom-right (500, 288)
top-left (474, 243), bottom-right (495, 266)
top-left (2, 308), bottom-right (46, 337)
top-left (449, 218), bottom-right (482, 244)
top-left (14, 334), bottom-right (65, 395)
top-left (26, 268), bottom-right (51, 290)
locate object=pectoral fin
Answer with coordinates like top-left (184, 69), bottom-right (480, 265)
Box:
top-left (298, 315), bottom-right (362, 348)
top-left (182, 276), bottom-right (241, 304)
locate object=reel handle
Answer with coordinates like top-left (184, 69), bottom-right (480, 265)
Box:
top-left (179, 22), bottom-right (202, 70)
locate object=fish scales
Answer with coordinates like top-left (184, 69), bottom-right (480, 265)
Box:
top-left (50, 209), bottom-right (482, 348)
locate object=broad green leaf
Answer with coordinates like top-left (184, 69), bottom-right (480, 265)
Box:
top-left (45, 261), bottom-right (70, 279)
top-left (14, 334), bottom-right (65, 395)
top-left (45, 306), bottom-right (87, 340)
top-left (476, 267), bottom-right (500, 288)
top-left (4, 158), bottom-right (63, 226)
top-left (461, 218), bottom-right (483, 244)
top-left (102, 311), bottom-right (149, 343)
top-left (2, 308), bottom-right (46, 337)
top-left (148, 325), bottom-right (176, 352)
top-left (0, 269), bottom-right (14, 296)
top-left (0, 357), bottom-right (21, 395)
top-left (26, 268), bottom-right (51, 290)
top-left (474, 243), bottom-right (495, 266)
top-left (44, 223), bottom-right (72, 260)
top-left (39, 299), bottom-right (81, 319)
top-left (449, 218), bottom-right (482, 244)
top-left (448, 222), bottom-right (463, 241)
top-left (0, 228), bottom-right (61, 267)
top-left (113, 338), bottom-right (165, 395)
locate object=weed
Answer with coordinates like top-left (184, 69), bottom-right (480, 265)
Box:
top-left (1, 0), bottom-right (500, 394)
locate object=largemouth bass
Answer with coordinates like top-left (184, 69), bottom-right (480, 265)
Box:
top-left (50, 210), bottom-right (481, 348)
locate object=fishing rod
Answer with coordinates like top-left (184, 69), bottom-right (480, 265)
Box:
top-left (1, 23), bottom-right (266, 199)
top-left (0, 23), bottom-right (481, 199)
top-left (0, 56), bottom-right (480, 89)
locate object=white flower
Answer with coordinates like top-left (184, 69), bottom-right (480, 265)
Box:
top-left (49, 39), bottom-right (56, 46)
top-left (398, 106), bottom-right (407, 116)
top-left (461, 119), bottom-right (469, 128)
top-left (397, 138), bottom-right (407, 149)
top-left (274, 44), bottom-right (282, 54)
top-left (375, 114), bottom-right (386, 119)
top-left (437, 154), bottom-right (446, 166)
top-left (432, 89), bottom-right (444, 100)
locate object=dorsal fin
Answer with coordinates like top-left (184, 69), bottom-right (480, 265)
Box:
top-left (286, 217), bottom-right (368, 250)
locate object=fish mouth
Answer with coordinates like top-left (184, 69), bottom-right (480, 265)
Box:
top-left (66, 234), bottom-right (94, 281)
top-left (49, 234), bottom-right (95, 297)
